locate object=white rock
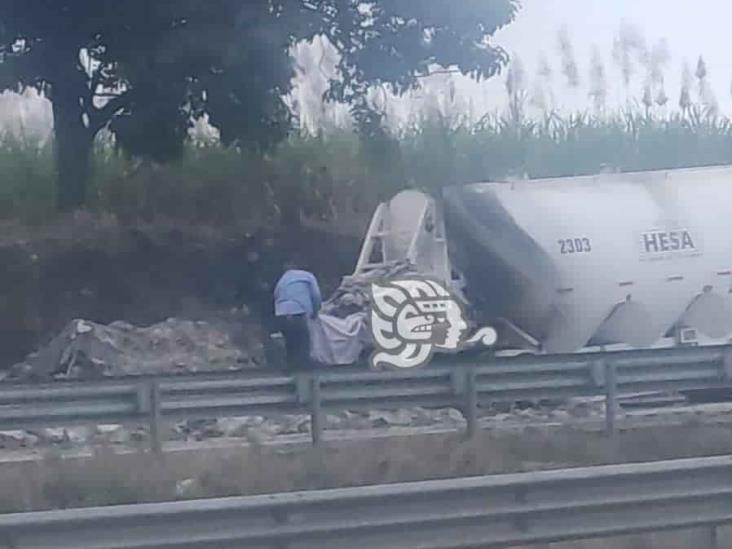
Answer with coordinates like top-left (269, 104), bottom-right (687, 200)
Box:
top-left (95, 424), bottom-right (129, 444)
top-left (41, 428), bottom-right (67, 443)
top-left (367, 409), bottom-right (415, 427)
top-left (445, 408), bottom-right (466, 424)
top-left (412, 408), bottom-right (439, 426)
top-left (216, 417), bottom-right (252, 437)
top-left (550, 410), bottom-right (572, 422)
top-left (254, 419), bottom-right (285, 437)
top-left (0, 430), bottom-right (28, 440)
top-left (279, 415), bottom-right (310, 434)
top-left (128, 427), bottom-right (148, 442)
top-left (515, 408), bottom-right (544, 421)
top-left (330, 411), bottom-right (370, 430)
top-left (175, 478), bottom-right (201, 498)
top-left (64, 426), bottom-right (92, 444)
top-left (75, 320), bottom-right (93, 334)
top-left (325, 414), bottom-right (344, 430)
top-left (566, 401), bottom-right (595, 418)
top-left (0, 430), bottom-right (38, 449)
top-left (22, 432), bottom-right (40, 446)
top-left (242, 427), bottom-right (269, 446)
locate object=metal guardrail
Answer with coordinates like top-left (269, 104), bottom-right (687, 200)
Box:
top-left (0, 454), bottom-right (729, 548)
top-left (1, 344), bottom-right (731, 448)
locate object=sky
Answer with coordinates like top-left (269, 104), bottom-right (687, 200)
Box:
top-left (5, 0), bottom-right (732, 138)
top-left (483, 0), bottom-right (732, 114)
top-left (286, 0), bottom-right (732, 130)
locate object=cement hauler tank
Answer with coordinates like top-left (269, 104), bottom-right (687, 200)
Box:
top-left (356, 165), bottom-right (732, 354)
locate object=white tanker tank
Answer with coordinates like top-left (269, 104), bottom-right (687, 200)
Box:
top-left (354, 165), bottom-right (732, 355)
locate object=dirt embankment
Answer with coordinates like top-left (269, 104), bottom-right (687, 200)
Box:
top-left (0, 216), bottom-right (360, 369)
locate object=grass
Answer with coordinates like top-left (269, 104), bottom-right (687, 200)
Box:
top-left (4, 106), bottom-right (732, 231)
top-left (0, 420), bottom-right (730, 547)
top-left (3, 418), bottom-right (732, 505)
top-left (0, 132), bottom-right (55, 224)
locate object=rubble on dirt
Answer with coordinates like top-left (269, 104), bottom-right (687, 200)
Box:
top-left (321, 260), bottom-right (419, 317)
top-left (0, 399), bottom-right (634, 450)
top-left (6, 314), bottom-right (266, 382)
top-left (4, 257), bottom-right (415, 381)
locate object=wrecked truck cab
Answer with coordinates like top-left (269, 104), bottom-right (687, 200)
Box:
top-left (346, 164), bottom-right (732, 359)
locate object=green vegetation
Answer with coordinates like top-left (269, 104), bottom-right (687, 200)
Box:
top-left (0, 1), bottom-right (518, 211)
top-left (1, 7), bottom-right (725, 228)
top-left (2, 105), bottom-right (732, 228)
top-left (399, 108), bottom-right (732, 189)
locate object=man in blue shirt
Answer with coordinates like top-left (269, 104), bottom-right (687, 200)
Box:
top-left (273, 261), bottom-right (322, 371)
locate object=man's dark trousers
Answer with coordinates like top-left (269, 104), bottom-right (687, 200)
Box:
top-left (277, 313), bottom-right (314, 372)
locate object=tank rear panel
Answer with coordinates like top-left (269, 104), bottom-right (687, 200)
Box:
top-left (443, 165), bottom-right (732, 352)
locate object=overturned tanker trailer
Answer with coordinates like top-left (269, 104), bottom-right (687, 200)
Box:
top-left (346, 164), bottom-right (732, 357)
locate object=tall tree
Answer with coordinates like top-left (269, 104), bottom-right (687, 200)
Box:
top-left (0, 0), bottom-right (518, 211)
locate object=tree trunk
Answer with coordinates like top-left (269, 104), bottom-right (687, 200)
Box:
top-left (52, 81), bottom-right (93, 212)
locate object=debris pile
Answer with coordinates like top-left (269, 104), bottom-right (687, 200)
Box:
top-left (321, 260), bottom-right (419, 317)
top-left (7, 315), bottom-right (265, 382)
top-left (0, 399), bottom-right (639, 450)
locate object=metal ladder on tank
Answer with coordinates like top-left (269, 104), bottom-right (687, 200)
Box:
top-left (351, 191), bottom-right (467, 299)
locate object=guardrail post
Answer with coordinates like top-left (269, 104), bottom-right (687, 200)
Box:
top-left (309, 374), bottom-right (323, 447)
top-left (705, 525), bottom-right (719, 549)
top-left (295, 373), bottom-right (311, 404)
top-left (604, 361), bottom-right (618, 438)
top-left (514, 484), bottom-right (549, 546)
top-left (722, 347), bottom-right (732, 383)
top-left (464, 368), bottom-right (478, 438)
top-left (513, 484), bottom-right (529, 533)
top-left (148, 380), bottom-right (162, 453)
top-left (271, 508), bottom-right (291, 549)
top-left (136, 382), bottom-right (151, 414)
